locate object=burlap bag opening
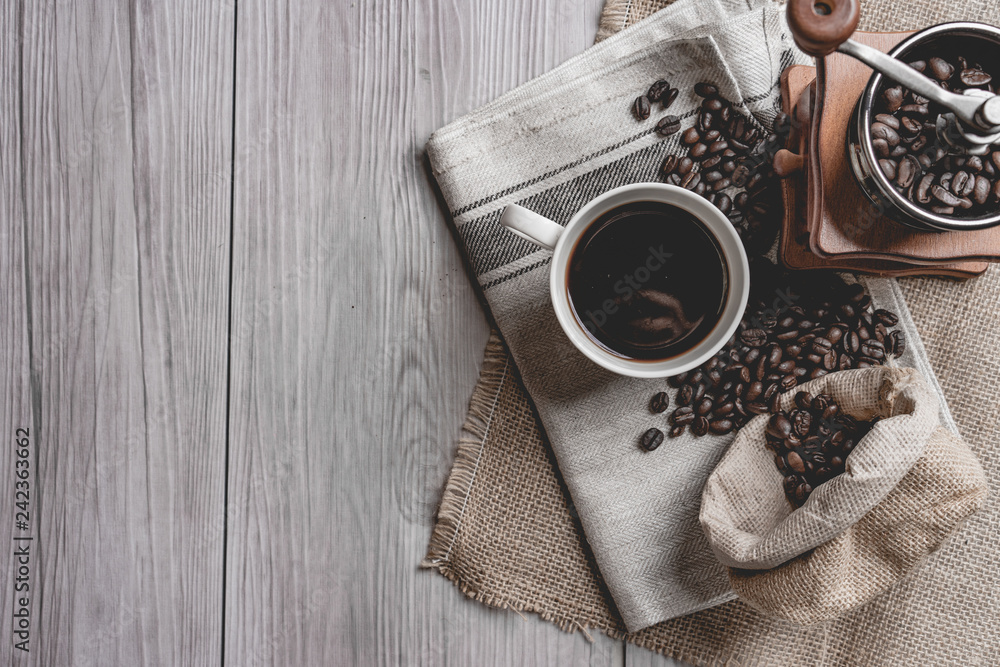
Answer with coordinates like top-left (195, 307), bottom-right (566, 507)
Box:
top-left (701, 366), bottom-right (988, 625)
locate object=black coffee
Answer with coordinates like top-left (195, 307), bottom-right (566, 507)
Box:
top-left (567, 201), bottom-right (728, 360)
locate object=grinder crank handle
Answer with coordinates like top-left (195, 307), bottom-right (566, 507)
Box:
top-left (786, 0), bottom-right (859, 58)
top-left (786, 0), bottom-right (1000, 133)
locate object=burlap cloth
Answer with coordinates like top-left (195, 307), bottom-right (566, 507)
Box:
top-left (423, 0), bottom-right (1000, 664)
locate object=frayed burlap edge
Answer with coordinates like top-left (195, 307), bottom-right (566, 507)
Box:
top-left (421, 332), bottom-right (510, 573)
top-left (420, 330), bottom-right (621, 641)
top-left (597, 0), bottom-right (675, 41)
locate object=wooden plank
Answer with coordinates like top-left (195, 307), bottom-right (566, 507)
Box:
top-left (625, 644), bottom-right (691, 667)
top-left (0, 1), bottom-right (39, 660)
top-left (225, 0), bottom-right (623, 663)
top-left (0, 0), bottom-right (233, 663)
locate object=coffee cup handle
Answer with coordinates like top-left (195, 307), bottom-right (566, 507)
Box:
top-left (500, 204), bottom-right (564, 251)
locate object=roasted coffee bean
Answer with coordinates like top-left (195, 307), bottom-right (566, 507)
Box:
top-left (960, 67), bottom-right (992, 87)
top-left (696, 397), bottom-right (714, 415)
top-left (692, 416), bottom-right (710, 436)
top-left (672, 406), bottom-right (696, 426)
top-left (632, 95), bottom-right (651, 120)
top-left (932, 185), bottom-right (963, 207)
top-left (714, 193), bottom-right (733, 214)
top-left (952, 170), bottom-right (974, 197)
top-left (916, 173), bottom-right (936, 203)
top-left (709, 419), bottom-right (734, 435)
top-left (882, 86), bottom-right (904, 112)
top-left (677, 156), bottom-right (694, 175)
top-left (699, 111), bottom-right (714, 133)
top-left (811, 337), bottom-right (833, 354)
top-left (655, 115), bottom-right (681, 136)
top-left (692, 381), bottom-right (706, 402)
top-left (889, 329), bottom-right (906, 357)
top-left (702, 155), bottom-right (722, 169)
top-left (767, 413), bottom-right (793, 439)
top-left (896, 154), bottom-right (920, 188)
top-left (640, 427), bottom-right (665, 451)
top-left (662, 87), bottom-right (680, 109)
top-left (712, 177), bottom-right (731, 192)
top-left (870, 122), bottom-right (900, 146)
top-left (900, 103), bottom-right (928, 116)
top-left (874, 309), bottom-right (898, 326)
top-left (681, 171), bottom-right (701, 190)
top-left (690, 142), bottom-right (708, 159)
top-left (677, 384), bottom-right (694, 406)
top-left (741, 328), bottom-right (768, 347)
top-left (929, 56), bottom-right (954, 81)
top-left (694, 81), bottom-right (718, 97)
top-left (974, 175), bottom-right (992, 205)
top-left (872, 138), bottom-right (890, 158)
top-left (682, 126), bottom-right (701, 145)
top-left (874, 113), bottom-right (900, 130)
top-left (647, 79), bottom-right (671, 103)
top-left (786, 450), bottom-right (805, 473)
top-left (661, 154), bottom-right (678, 176)
top-left (861, 340), bottom-right (885, 360)
top-left (791, 409), bottom-right (812, 437)
top-left (650, 391), bottom-right (670, 413)
top-left (878, 159), bottom-right (897, 180)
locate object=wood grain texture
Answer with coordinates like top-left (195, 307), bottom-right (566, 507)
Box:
top-left (0, 1), bottom-right (39, 660)
top-left (225, 0), bottom-right (626, 664)
top-left (1, 0), bottom-right (233, 663)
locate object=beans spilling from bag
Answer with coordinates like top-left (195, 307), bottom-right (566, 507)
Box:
top-left (634, 79), bottom-right (786, 255)
top-left (872, 55), bottom-right (1000, 217)
top-left (766, 391), bottom-right (879, 506)
top-left (661, 263), bottom-right (904, 439)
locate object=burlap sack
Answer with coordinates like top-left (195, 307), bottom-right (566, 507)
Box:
top-left (701, 367), bottom-right (988, 625)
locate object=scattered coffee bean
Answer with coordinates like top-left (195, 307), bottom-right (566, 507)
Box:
top-left (655, 115), bottom-right (681, 136)
top-left (640, 427), bottom-right (665, 451)
top-left (694, 81), bottom-right (718, 97)
top-left (650, 391), bottom-right (670, 413)
top-left (647, 79), bottom-right (671, 103)
top-left (661, 154), bottom-right (678, 176)
top-left (662, 87), bottom-right (680, 109)
top-left (632, 95), bottom-right (651, 120)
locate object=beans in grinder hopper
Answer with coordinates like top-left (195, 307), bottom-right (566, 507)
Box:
top-left (871, 53), bottom-right (1000, 218)
top-left (767, 391), bottom-right (879, 506)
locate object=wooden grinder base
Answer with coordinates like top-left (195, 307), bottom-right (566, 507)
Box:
top-left (777, 30), bottom-right (1000, 278)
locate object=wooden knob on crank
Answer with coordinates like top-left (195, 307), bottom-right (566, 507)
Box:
top-left (787, 0), bottom-right (860, 56)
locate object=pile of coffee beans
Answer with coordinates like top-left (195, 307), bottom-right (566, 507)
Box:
top-left (871, 55), bottom-right (1000, 217)
top-left (632, 79), bottom-right (903, 451)
top-left (633, 79), bottom-right (787, 254)
top-left (767, 391), bottom-right (878, 506)
top-left (658, 262), bottom-right (903, 440)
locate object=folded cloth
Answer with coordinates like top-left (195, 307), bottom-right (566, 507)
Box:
top-left (427, 0), bottom-right (956, 632)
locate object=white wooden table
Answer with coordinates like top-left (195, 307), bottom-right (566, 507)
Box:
top-left (1, 1), bottom-right (685, 663)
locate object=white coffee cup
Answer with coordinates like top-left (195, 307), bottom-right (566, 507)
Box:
top-left (500, 183), bottom-right (749, 378)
